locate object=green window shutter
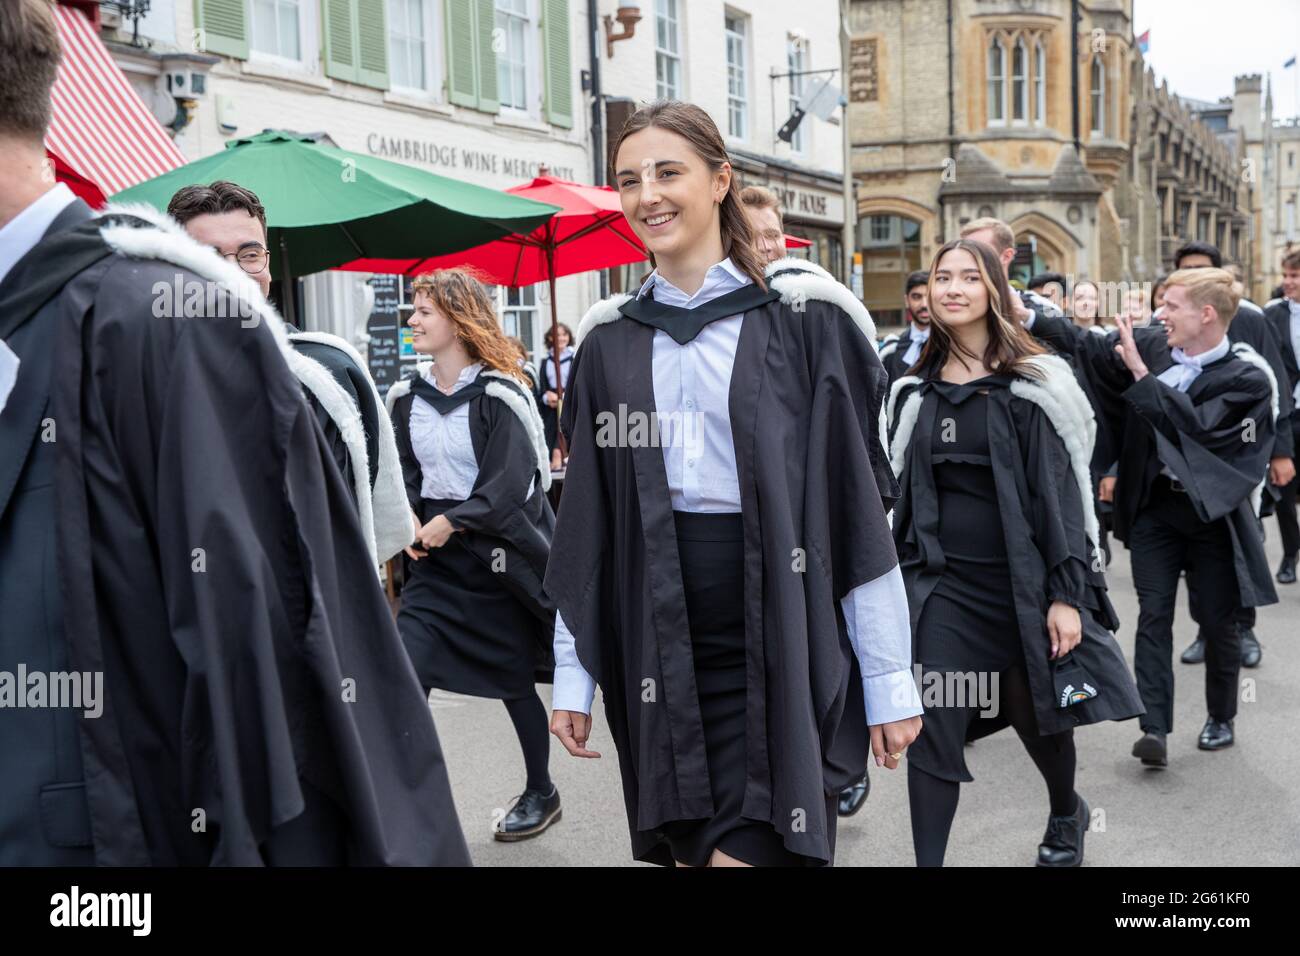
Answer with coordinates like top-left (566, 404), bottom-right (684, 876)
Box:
top-left (542, 0), bottom-right (572, 128)
top-left (445, 0), bottom-right (478, 106)
top-left (195, 0), bottom-right (249, 59)
top-left (474, 0), bottom-right (499, 112)
top-left (355, 0), bottom-right (390, 89)
top-left (322, 0), bottom-right (357, 82)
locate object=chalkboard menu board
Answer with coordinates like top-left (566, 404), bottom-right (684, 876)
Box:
top-left (367, 274), bottom-right (403, 395)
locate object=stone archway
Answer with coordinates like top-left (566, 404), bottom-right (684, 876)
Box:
top-left (856, 197), bottom-right (941, 328)
top-left (1006, 211), bottom-right (1081, 275)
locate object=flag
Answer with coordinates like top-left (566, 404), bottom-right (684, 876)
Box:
top-left (1285, 55), bottom-right (1297, 69)
top-left (1137, 30), bottom-right (1150, 54)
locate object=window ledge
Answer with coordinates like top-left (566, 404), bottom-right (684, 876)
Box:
top-left (240, 58), bottom-right (332, 91)
top-left (383, 90), bottom-right (454, 116)
top-left (493, 112), bottom-right (553, 135)
top-left (973, 126), bottom-right (1065, 142)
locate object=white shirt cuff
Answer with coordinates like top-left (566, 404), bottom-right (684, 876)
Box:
top-left (862, 669), bottom-right (924, 726)
top-left (841, 565), bottom-right (925, 725)
top-left (552, 610), bottom-right (596, 715)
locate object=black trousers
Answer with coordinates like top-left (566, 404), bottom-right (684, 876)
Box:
top-left (1130, 478), bottom-right (1242, 734)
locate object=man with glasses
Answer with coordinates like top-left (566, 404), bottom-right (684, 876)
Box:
top-left (168, 181), bottom-right (413, 566)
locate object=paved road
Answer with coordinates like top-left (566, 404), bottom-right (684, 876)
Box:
top-left (429, 527), bottom-right (1300, 866)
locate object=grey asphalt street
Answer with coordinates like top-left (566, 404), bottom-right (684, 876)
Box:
top-left (428, 525), bottom-right (1300, 866)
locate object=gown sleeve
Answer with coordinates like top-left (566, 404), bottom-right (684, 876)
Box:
top-left (441, 387), bottom-right (538, 537)
top-left (1018, 400), bottom-right (1118, 629)
top-left (808, 301), bottom-right (903, 599)
top-left (1123, 370), bottom-right (1275, 522)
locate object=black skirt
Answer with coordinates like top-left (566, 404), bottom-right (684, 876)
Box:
top-left (656, 511), bottom-right (836, 867)
top-left (397, 497), bottom-right (542, 699)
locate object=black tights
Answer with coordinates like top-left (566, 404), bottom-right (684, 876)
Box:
top-left (908, 665), bottom-right (1077, 867)
top-left (423, 688), bottom-right (552, 793)
top-left (503, 692), bottom-right (553, 793)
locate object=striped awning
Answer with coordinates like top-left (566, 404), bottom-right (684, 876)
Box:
top-left (45, 4), bottom-right (185, 204)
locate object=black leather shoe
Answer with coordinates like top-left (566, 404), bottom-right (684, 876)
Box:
top-left (1277, 555), bottom-right (1297, 585)
top-left (1180, 636), bottom-right (1205, 664)
top-left (1241, 628), bottom-right (1262, 668)
top-left (838, 770), bottom-right (870, 817)
top-left (1131, 731), bottom-right (1168, 767)
top-left (1036, 794), bottom-right (1088, 867)
top-left (1197, 718), bottom-right (1234, 751)
top-left (494, 785), bottom-right (561, 841)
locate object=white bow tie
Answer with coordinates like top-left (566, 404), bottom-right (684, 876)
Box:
top-left (1163, 348), bottom-right (1208, 393)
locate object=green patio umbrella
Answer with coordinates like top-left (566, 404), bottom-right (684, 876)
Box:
top-left (111, 130), bottom-right (560, 325)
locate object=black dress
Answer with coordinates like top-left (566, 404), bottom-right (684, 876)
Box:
top-left (908, 376), bottom-right (1036, 782)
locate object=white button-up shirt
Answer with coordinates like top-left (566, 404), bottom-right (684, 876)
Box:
top-left (410, 362), bottom-right (485, 501)
top-left (552, 259), bottom-right (923, 727)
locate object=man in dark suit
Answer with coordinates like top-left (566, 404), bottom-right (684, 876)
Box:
top-left (1172, 242), bottom-right (1294, 668)
top-left (1262, 250), bottom-right (1300, 584)
top-left (877, 270), bottom-right (931, 384)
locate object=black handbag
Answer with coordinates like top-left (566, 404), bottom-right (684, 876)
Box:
top-left (1052, 653), bottom-right (1100, 708)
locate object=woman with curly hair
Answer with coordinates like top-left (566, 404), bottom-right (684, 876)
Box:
top-left (386, 269), bottom-right (561, 842)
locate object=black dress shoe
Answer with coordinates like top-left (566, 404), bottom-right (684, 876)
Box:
top-left (1180, 636), bottom-right (1205, 664)
top-left (838, 770), bottom-right (870, 817)
top-left (494, 785), bottom-right (562, 841)
top-left (1277, 556), bottom-right (1297, 585)
top-left (1131, 731), bottom-right (1168, 767)
top-left (1241, 628), bottom-right (1262, 668)
top-left (1037, 794), bottom-right (1088, 867)
top-left (1197, 718), bottom-right (1234, 751)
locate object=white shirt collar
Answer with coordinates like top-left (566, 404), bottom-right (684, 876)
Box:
top-left (425, 361), bottom-right (484, 394)
top-left (0, 183), bottom-right (77, 287)
top-left (637, 257), bottom-right (752, 308)
top-left (911, 324), bottom-right (931, 342)
top-left (1287, 298), bottom-right (1300, 317)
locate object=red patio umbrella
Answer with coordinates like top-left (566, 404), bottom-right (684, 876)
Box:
top-left (339, 170), bottom-right (649, 456)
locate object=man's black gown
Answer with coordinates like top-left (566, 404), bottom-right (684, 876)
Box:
top-left (0, 200), bottom-right (470, 865)
top-left (1077, 326), bottom-right (1279, 610)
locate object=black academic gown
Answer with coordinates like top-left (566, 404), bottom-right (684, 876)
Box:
top-left (888, 376), bottom-right (1144, 738)
top-left (1265, 300), bottom-right (1300, 449)
top-left (290, 334), bottom-right (381, 496)
top-left (1078, 327), bottom-right (1279, 609)
top-left (0, 203), bottom-right (470, 866)
top-left (544, 274), bottom-right (899, 866)
top-left (1228, 305), bottom-right (1294, 462)
top-left (390, 372), bottom-right (557, 677)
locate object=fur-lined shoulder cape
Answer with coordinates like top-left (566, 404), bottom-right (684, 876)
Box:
top-left (545, 256), bottom-right (898, 867)
top-left (101, 204), bottom-right (413, 566)
top-left (885, 353), bottom-right (1145, 738)
top-left (0, 197), bottom-right (469, 865)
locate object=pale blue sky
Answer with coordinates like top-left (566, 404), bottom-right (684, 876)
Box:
top-left (1134, 0), bottom-right (1300, 122)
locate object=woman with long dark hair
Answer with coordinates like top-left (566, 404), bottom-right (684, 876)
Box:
top-left (544, 101), bottom-right (922, 867)
top-left (386, 269), bottom-right (561, 842)
top-left (887, 239), bottom-right (1143, 867)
